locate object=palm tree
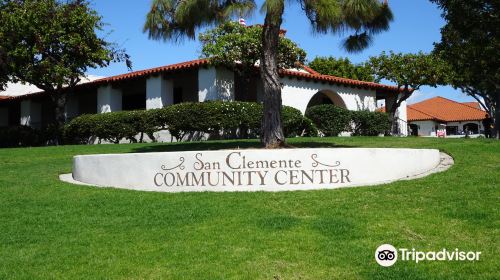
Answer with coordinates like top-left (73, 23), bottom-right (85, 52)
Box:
top-left (144, 0), bottom-right (393, 148)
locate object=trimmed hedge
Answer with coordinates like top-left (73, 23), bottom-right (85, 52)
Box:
top-left (64, 110), bottom-right (158, 144)
top-left (306, 104), bottom-right (390, 136)
top-left (1, 102), bottom-right (389, 147)
top-left (350, 110), bottom-right (391, 136)
top-left (305, 104), bottom-right (351, 136)
top-left (0, 125), bottom-right (62, 148)
top-left (0, 126), bottom-right (39, 147)
top-left (64, 101), bottom-right (317, 144)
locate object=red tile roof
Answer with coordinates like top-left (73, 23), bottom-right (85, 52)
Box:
top-left (407, 106), bottom-right (438, 121)
top-left (408, 96), bottom-right (487, 122)
top-left (2, 59), bottom-right (403, 101)
top-left (301, 65), bottom-right (321, 75)
top-left (90, 59), bottom-right (210, 86)
top-left (462, 102), bottom-right (482, 110)
top-left (0, 95), bottom-right (11, 101)
top-left (279, 68), bottom-right (402, 92)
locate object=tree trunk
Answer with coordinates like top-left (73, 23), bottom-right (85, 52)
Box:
top-left (50, 91), bottom-right (67, 145)
top-left (260, 2), bottom-right (285, 148)
top-left (388, 94), bottom-right (402, 135)
top-left (387, 88), bottom-right (411, 136)
top-left (387, 109), bottom-right (398, 136)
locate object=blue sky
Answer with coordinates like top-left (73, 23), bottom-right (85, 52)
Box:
top-left (88, 0), bottom-right (474, 104)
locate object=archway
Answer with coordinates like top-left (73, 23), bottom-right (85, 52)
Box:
top-left (306, 90), bottom-right (347, 109)
top-left (463, 123), bottom-right (479, 134)
top-left (409, 124), bottom-right (419, 136)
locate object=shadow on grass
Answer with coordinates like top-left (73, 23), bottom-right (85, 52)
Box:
top-left (130, 139), bottom-right (357, 153)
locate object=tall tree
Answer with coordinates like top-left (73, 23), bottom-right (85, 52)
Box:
top-left (309, 56), bottom-right (374, 82)
top-left (368, 51), bottom-right (446, 134)
top-left (0, 0), bottom-right (130, 141)
top-left (0, 1), bottom-right (9, 91)
top-left (144, 0), bottom-right (393, 148)
top-left (199, 22), bottom-right (306, 100)
top-left (431, 0), bottom-right (499, 139)
top-left (0, 46), bottom-right (8, 91)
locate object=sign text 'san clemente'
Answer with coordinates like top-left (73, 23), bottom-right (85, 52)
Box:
top-left (153, 152), bottom-right (351, 188)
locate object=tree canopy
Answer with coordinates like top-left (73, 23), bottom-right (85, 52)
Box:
top-left (368, 51), bottom-right (447, 133)
top-left (0, 0), bottom-right (130, 133)
top-left (369, 51), bottom-right (445, 93)
top-left (431, 0), bottom-right (499, 138)
top-left (309, 56), bottom-right (374, 82)
top-left (0, 0), bottom-right (129, 93)
top-left (199, 22), bottom-right (306, 72)
top-left (0, 46), bottom-right (8, 91)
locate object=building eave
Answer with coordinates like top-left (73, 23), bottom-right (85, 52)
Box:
top-left (1, 58), bottom-right (404, 102)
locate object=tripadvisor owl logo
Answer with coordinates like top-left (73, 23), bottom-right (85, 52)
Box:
top-left (375, 244), bottom-right (482, 267)
top-left (375, 244), bottom-right (398, 267)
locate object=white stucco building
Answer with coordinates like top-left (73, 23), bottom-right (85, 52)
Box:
top-left (407, 96), bottom-right (487, 137)
top-left (0, 59), bottom-right (405, 134)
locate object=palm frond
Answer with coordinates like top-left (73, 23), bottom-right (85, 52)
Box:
top-left (144, 0), bottom-right (256, 42)
top-left (300, 0), bottom-right (392, 52)
top-left (363, 3), bottom-right (393, 34)
top-left (342, 32), bottom-right (372, 53)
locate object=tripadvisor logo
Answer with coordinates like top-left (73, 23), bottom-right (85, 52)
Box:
top-left (375, 244), bottom-right (398, 267)
top-left (375, 244), bottom-right (481, 267)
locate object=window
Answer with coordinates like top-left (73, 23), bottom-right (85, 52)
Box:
top-left (446, 126), bottom-right (458, 135)
top-left (122, 93), bottom-right (146, 110)
top-left (174, 87), bottom-right (183, 104)
top-left (463, 123), bottom-right (479, 134)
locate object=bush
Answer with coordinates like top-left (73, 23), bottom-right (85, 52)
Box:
top-left (64, 114), bottom-right (98, 144)
top-left (160, 101), bottom-right (310, 140)
top-left (65, 110), bottom-right (159, 144)
top-left (350, 110), bottom-right (391, 136)
top-left (305, 104), bottom-right (351, 136)
top-left (64, 101), bottom-right (317, 144)
top-left (0, 126), bottom-right (39, 147)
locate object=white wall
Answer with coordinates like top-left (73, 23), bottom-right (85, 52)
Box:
top-left (411, 120), bottom-right (437, 136)
top-left (396, 100), bottom-right (408, 136)
top-left (146, 75), bottom-right (173, 109)
top-left (411, 120), bottom-right (484, 137)
top-left (198, 67), bottom-right (234, 102)
top-left (280, 77), bottom-right (377, 114)
top-left (20, 99), bottom-right (41, 128)
top-left (0, 107), bottom-right (8, 127)
top-left (97, 85), bottom-right (122, 113)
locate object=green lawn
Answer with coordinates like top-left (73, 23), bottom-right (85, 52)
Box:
top-left (0, 137), bottom-right (498, 279)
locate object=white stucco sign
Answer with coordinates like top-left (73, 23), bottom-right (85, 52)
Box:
top-left (63, 148), bottom-right (444, 192)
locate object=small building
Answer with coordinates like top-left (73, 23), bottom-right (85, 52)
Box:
top-left (0, 59), bottom-right (406, 136)
top-left (407, 96), bottom-right (487, 137)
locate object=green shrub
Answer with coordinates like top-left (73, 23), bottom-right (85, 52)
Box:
top-left (302, 117), bottom-right (319, 137)
top-left (350, 110), bottom-right (390, 136)
top-left (64, 114), bottom-right (98, 144)
top-left (64, 101), bottom-right (317, 143)
top-left (160, 101), bottom-right (311, 140)
top-left (65, 110), bottom-right (159, 144)
top-left (0, 126), bottom-right (39, 147)
top-left (305, 104), bottom-right (351, 136)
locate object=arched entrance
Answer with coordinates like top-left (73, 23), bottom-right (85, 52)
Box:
top-left (306, 90), bottom-right (347, 109)
top-left (463, 123), bottom-right (479, 134)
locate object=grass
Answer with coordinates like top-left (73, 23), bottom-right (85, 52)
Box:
top-left (0, 137), bottom-right (498, 279)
